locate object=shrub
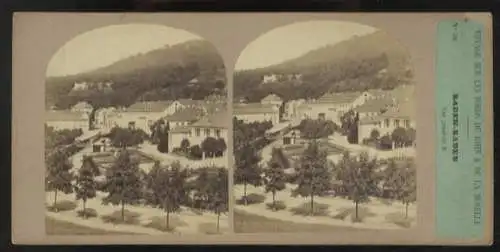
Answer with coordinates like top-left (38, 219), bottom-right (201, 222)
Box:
top-left (46, 200), bottom-right (78, 212)
top-left (265, 201), bottom-right (287, 211)
top-left (236, 193), bottom-right (266, 205)
top-left (101, 210), bottom-right (141, 225)
top-left (143, 216), bottom-right (187, 232)
top-left (290, 202), bottom-right (330, 216)
top-left (189, 145), bottom-right (203, 159)
top-left (76, 208), bottom-right (98, 219)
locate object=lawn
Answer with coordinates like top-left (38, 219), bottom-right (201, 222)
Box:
top-left (45, 216), bottom-right (139, 235)
top-left (234, 209), bottom-right (362, 233)
top-left (90, 149), bottom-right (156, 166)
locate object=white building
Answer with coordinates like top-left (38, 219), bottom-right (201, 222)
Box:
top-left (94, 107), bottom-right (117, 129)
top-left (72, 82), bottom-right (88, 91)
top-left (284, 99), bottom-right (306, 120)
top-left (358, 101), bottom-right (416, 142)
top-left (262, 74), bottom-right (279, 84)
top-left (46, 110), bottom-right (90, 131)
top-left (168, 109), bottom-right (229, 156)
top-left (70, 101), bottom-right (93, 114)
top-left (112, 100), bottom-right (183, 134)
top-left (165, 107), bottom-right (205, 129)
top-left (296, 91), bottom-right (371, 123)
top-left (260, 93), bottom-right (283, 107)
top-left (233, 103), bottom-right (280, 125)
top-left (354, 97), bottom-right (396, 119)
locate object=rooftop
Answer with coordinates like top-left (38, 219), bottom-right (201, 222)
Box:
top-left (233, 103), bottom-right (278, 115)
top-left (191, 109), bottom-right (229, 129)
top-left (354, 97), bottom-right (395, 113)
top-left (126, 100), bottom-right (175, 112)
top-left (261, 93), bottom-right (283, 102)
top-left (317, 91), bottom-right (363, 104)
top-left (165, 107), bottom-right (205, 122)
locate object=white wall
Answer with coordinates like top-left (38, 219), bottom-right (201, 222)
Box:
top-left (168, 127), bottom-right (228, 153)
top-left (234, 112), bottom-right (279, 125)
top-left (46, 120), bottom-right (88, 131)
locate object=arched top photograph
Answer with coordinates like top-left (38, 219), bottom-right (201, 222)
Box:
top-left (44, 23), bottom-right (229, 236)
top-left (232, 20), bottom-right (417, 234)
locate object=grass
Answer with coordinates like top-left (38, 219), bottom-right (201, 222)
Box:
top-left (45, 216), bottom-right (138, 235)
top-left (385, 212), bottom-right (414, 228)
top-left (234, 209), bottom-right (361, 233)
top-left (236, 193), bottom-right (266, 205)
top-left (332, 206), bottom-right (376, 222)
top-left (265, 201), bottom-right (287, 211)
top-left (143, 216), bottom-right (188, 233)
top-left (198, 222), bottom-right (226, 235)
top-left (101, 210), bottom-right (142, 225)
top-left (46, 200), bottom-right (78, 212)
top-left (76, 208), bottom-right (98, 219)
top-left (290, 202), bottom-right (330, 216)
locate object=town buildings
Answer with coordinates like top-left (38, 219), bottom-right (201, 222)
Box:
top-left (233, 103), bottom-right (280, 125)
top-left (357, 100), bottom-right (416, 143)
top-left (168, 108), bottom-right (229, 156)
top-left (46, 110), bottom-right (90, 130)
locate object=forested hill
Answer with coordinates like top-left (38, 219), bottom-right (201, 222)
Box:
top-left (46, 39), bottom-right (226, 110)
top-left (234, 30), bottom-right (414, 102)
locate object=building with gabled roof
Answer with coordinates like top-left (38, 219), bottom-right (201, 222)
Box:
top-left (168, 108), bottom-right (229, 158)
top-left (46, 110), bottom-right (90, 130)
top-left (358, 100), bottom-right (416, 144)
top-left (165, 107), bottom-right (205, 129)
top-left (233, 102), bottom-right (280, 125)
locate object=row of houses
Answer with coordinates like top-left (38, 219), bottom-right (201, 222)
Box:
top-left (233, 85), bottom-right (416, 144)
top-left (46, 98), bottom-right (229, 154)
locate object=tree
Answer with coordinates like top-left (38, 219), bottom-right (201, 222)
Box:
top-left (234, 144), bottom-right (263, 205)
top-left (189, 145), bottom-right (203, 159)
top-left (215, 138), bottom-right (227, 157)
top-left (201, 137), bottom-right (219, 158)
top-left (263, 148), bottom-right (288, 210)
top-left (406, 128), bottom-right (416, 147)
top-left (386, 160), bottom-right (417, 218)
top-left (109, 127), bottom-right (147, 149)
top-left (206, 167), bottom-right (228, 233)
top-left (191, 168), bottom-right (211, 210)
top-left (145, 161), bottom-right (189, 230)
top-left (291, 141), bottom-right (332, 215)
top-left (101, 150), bottom-right (143, 222)
top-left (370, 129), bottom-right (380, 140)
top-left (45, 150), bottom-right (74, 211)
top-left (379, 135), bottom-right (393, 150)
top-left (391, 127), bottom-right (408, 148)
top-left (150, 119), bottom-right (165, 144)
top-left (336, 152), bottom-right (379, 221)
top-left (75, 156), bottom-right (100, 218)
top-left (180, 138), bottom-right (190, 153)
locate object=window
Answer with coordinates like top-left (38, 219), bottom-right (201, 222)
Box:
top-left (195, 128), bottom-right (200, 136)
top-left (394, 119), bottom-right (400, 127)
top-left (384, 119), bottom-right (389, 127)
top-left (188, 130), bottom-right (192, 137)
top-left (205, 128), bottom-right (210, 136)
top-left (216, 129), bottom-right (221, 138)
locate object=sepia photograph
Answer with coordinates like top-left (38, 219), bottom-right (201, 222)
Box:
top-left (44, 23), bottom-right (229, 235)
top-left (232, 20), bottom-right (417, 233)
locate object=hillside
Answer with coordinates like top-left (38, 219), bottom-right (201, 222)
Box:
top-left (234, 30), bottom-right (414, 102)
top-left (46, 39), bottom-right (226, 110)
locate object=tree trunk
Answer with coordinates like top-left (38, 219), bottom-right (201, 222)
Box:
top-left (272, 191), bottom-right (276, 211)
top-left (121, 201), bottom-right (125, 222)
top-left (166, 210), bottom-right (170, 230)
top-left (405, 203), bottom-right (409, 219)
top-left (216, 211), bottom-right (220, 233)
top-left (355, 201), bottom-right (359, 220)
top-left (243, 183), bottom-right (248, 205)
top-left (310, 194), bottom-right (314, 216)
top-left (54, 190), bottom-right (58, 212)
top-left (82, 199), bottom-right (87, 219)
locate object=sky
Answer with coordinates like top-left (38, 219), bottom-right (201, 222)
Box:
top-left (46, 24), bottom-right (203, 77)
top-left (234, 20), bottom-right (378, 71)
